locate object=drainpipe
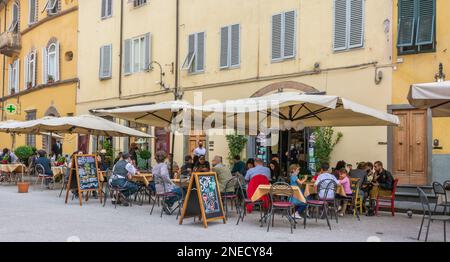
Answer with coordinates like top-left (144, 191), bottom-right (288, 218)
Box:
top-left (1, 2), bottom-right (7, 121)
top-left (118, 0), bottom-right (124, 96)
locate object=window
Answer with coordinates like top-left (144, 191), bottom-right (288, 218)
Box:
top-left (271, 10), bottom-right (296, 61)
top-left (333, 0), bottom-right (364, 51)
top-left (29, 0), bottom-right (38, 25)
top-left (99, 44), bottom-right (112, 79)
top-left (26, 110), bottom-right (36, 147)
top-left (9, 3), bottom-right (19, 33)
top-left (123, 33), bottom-right (151, 75)
top-left (397, 0), bottom-right (435, 54)
top-left (181, 32), bottom-right (205, 73)
top-left (101, 0), bottom-right (112, 19)
top-left (24, 50), bottom-right (37, 89)
top-left (220, 24), bottom-right (240, 69)
top-left (8, 59), bottom-right (19, 95)
top-left (42, 41), bottom-right (60, 84)
top-left (133, 0), bottom-right (147, 8)
top-left (44, 0), bottom-right (58, 15)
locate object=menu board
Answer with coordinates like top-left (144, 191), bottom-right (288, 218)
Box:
top-left (198, 175), bottom-right (222, 219)
top-left (76, 155), bottom-right (99, 191)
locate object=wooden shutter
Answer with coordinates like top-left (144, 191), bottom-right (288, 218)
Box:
top-left (144, 33), bottom-right (151, 70)
top-left (397, 0), bottom-right (416, 47)
top-left (196, 32), bottom-right (205, 72)
top-left (55, 41), bottom-right (60, 81)
top-left (416, 0), bottom-right (435, 45)
top-left (123, 39), bottom-right (132, 74)
top-left (220, 26), bottom-right (229, 68)
top-left (283, 11), bottom-right (296, 58)
top-left (349, 0), bottom-right (364, 48)
top-left (42, 47), bottom-right (48, 84)
top-left (230, 24), bottom-right (240, 67)
top-left (24, 54), bottom-right (29, 89)
top-left (271, 13), bottom-right (282, 60)
top-left (334, 0), bottom-right (348, 51)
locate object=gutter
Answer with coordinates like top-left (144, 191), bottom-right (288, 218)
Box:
top-left (1, 1), bottom-right (6, 121)
top-left (118, 0), bottom-right (124, 96)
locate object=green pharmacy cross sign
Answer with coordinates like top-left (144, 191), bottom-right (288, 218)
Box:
top-left (2, 104), bottom-right (17, 115)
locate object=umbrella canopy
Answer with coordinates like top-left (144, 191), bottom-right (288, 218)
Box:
top-left (92, 100), bottom-right (192, 128)
top-left (0, 115), bottom-right (153, 138)
top-left (193, 92), bottom-right (399, 132)
top-left (408, 81), bottom-right (450, 117)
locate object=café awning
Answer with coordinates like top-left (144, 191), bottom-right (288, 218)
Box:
top-left (408, 81), bottom-right (450, 117)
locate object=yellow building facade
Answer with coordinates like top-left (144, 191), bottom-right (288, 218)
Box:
top-left (391, 0), bottom-right (450, 185)
top-left (0, 0), bottom-right (78, 155)
top-left (77, 0), bottom-right (394, 170)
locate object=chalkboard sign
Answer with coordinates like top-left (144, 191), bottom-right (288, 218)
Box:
top-left (65, 154), bottom-right (102, 206)
top-left (179, 172), bottom-right (226, 228)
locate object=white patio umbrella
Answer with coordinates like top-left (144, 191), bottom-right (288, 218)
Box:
top-left (408, 81), bottom-right (450, 117)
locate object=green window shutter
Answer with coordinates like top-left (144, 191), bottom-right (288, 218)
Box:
top-left (416, 0), bottom-right (435, 45)
top-left (397, 0), bottom-right (416, 47)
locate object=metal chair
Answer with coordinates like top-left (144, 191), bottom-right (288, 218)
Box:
top-left (432, 182), bottom-right (450, 215)
top-left (235, 174), bottom-right (264, 225)
top-left (104, 175), bottom-right (133, 208)
top-left (417, 187), bottom-right (450, 242)
top-left (221, 176), bottom-right (239, 219)
top-left (35, 164), bottom-right (53, 190)
top-left (306, 179), bottom-right (338, 230)
top-left (58, 167), bottom-right (71, 197)
top-left (266, 182), bottom-right (296, 234)
top-left (150, 177), bottom-right (181, 218)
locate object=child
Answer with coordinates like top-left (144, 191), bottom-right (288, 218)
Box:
top-left (338, 168), bottom-right (353, 216)
top-left (289, 164), bottom-right (308, 218)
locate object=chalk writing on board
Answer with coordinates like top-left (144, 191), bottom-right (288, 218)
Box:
top-left (76, 156), bottom-right (99, 191)
top-left (199, 176), bottom-right (220, 215)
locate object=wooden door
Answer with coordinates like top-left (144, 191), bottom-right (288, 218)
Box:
top-left (392, 109), bottom-right (427, 185)
top-left (189, 133), bottom-right (206, 156)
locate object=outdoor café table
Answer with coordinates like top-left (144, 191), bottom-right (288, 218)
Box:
top-left (303, 182), bottom-right (347, 198)
top-left (0, 163), bottom-right (26, 184)
top-left (132, 173), bottom-right (153, 187)
top-left (51, 166), bottom-right (66, 180)
top-left (171, 178), bottom-right (190, 188)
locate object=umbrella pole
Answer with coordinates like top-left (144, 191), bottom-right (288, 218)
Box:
top-left (48, 132), bottom-right (52, 155)
top-left (96, 135), bottom-right (99, 153)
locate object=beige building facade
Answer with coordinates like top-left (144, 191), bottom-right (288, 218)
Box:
top-left (77, 0), bottom-right (394, 169)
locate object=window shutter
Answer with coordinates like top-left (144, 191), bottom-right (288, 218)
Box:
top-left (271, 13), bottom-right (282, 60)
top-left (99, 46), bottom-right (104, 78)
top-left (104, 45), bottom-right (112, 77)
top-left (124, 39), bottom-right (132, 74)
top-left (29, 0), bottom-right (37, 24)
top-left (348, 0), bottom-right (364, 48)
top-left (283, 11), bottom-right (296, 58)
top-left (144, 33), bottom-right (151, 70)
top-left (101, 0), bottom-right (106, 18)
top-left (32, 51), bottom-right (37, 87)
top-left (220, 26), bottom-right (229, 68)
top-left (24, 54), bottom-right (29, 88)
top-left (334, 0), bottom-right (348, 51)
top-left (416, 0), bottom-right (435, 45)
top-left (55, 42), bottom-right (60, 81)
top-left (397, 0), bottom-right (416, 47)
top-left (8, 64), bottom-right (12, 94)
top-left (108, 0), bottom-right (113, 17)
top-left (196, 32), bottom-right (205, 71)
top-left (230, 24), bottom-right (240, 67)
top-left (42, 47), bottom-right (48, 84)
top-left (15, 59), bottom-right (20, 91)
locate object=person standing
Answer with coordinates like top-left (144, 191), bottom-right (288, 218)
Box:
top-left (129, 143), bottom-right (139, 164)
top-left (52, 140), bottom-right (63, 158)
top-left (193, 141), bottom-right (206, 157)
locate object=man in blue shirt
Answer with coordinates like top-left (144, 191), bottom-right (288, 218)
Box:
top-left (35, 150), bottom-right (54, 188)
top-left (245, 158), bottom-right (271, 182)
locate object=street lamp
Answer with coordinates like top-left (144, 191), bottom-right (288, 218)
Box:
top-left (434, 63), bottom-right (446, 82)
top-left (147, 61), bottom-right (183, 100)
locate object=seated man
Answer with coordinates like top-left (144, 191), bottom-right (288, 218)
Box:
top-left (231, 155), bottom-right (246, 176)
top-left (193, 155), bottom-right (211, 172)
top-left (212, 155), bottom-right (234, 193)
top-left (110, 153), bottom-right (140, 206)
top-left (368, 161), bottom-right (394, 211)
top-left (180, 155), bottom-right (194, 178)
top-left (244, 158), bottom-right (271, 182)
top-left (314, 163), bottom-right (339, 200)
top-left (35, 150), bottom-right (54, 188)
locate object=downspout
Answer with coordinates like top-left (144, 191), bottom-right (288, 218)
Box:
top-left (118, 0), bottom-right (124, 97)
top-left (170, 0), bottom-right (180, 178)
top-left (1, 2), bottom-right (7, 121)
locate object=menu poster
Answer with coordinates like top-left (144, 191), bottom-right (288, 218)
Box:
top-left (76, 155), bottom-right (99, 191)
top-left (198, 175), bottom-right (222, 219)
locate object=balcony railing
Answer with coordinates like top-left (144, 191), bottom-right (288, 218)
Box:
top-left (0, 31), bottom-right (21, 57)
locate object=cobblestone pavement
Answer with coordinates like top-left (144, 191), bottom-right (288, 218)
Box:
top-left (0, 184), bottom-right (445, 242)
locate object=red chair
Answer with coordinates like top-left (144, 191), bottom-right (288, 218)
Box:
top-left (375, 179), bottom-right (399, 216)
top-left (246, 175), bottom-right (270, 213)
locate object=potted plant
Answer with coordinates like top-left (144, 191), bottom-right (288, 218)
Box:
top-left (14, 146), bottom-right (34, 193)
top-left (56, 156), bottom-right (66, 166)
top-left (139, 149), bottom-right (151, 170)
top-left (47, 75), bottom-right (54, 84)
top-left (10, 88), bottom-right (15, 95)
top-left (27, 81), bottom-right (33, 89)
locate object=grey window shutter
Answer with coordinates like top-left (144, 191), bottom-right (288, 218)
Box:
top-left (99, 46), bottom-right (104, 78)
top-left (283, 11), bottom-right (296, 58)
top-left (104, 45), bottom-right (112, 77)
top-left (397, 0), bottom-right (416, 47)
top-left (416, 0), bottom-right (435, 45)
top-left (8, 64), bottom-right (12, 93)
top-left (124, 39), bottom-right (132, 74)
top-left (334, 0), bottom-right (348, 51)
top-left (29, 0), bottom-right (37, 24)
top-left (55, 42), bottom-right (60, 81)
top-left (108, 0), bottom-right (113, 16)
top-left (271, 13), bottom-right (282, 60)
top-left (230, 24), bottom-right (240, 67)
top-left (101, 0), bottom-right (106, 18)
top-left (220, 26), bottom-right (229, 68)
top-left (349, 0), bottom-right (364, 48)
top-left (42, 47), bottom-right (48, 84)
top-left (144, 33), bottom-right (151, 70)
top-left (15, 59), bottom-right (19, 91)
top-left (33, 50), bottom-right (37, 87)
top-left (196, 32), bottom-right (205, 71)
top-left (24, 54), bottom-right (29, 88)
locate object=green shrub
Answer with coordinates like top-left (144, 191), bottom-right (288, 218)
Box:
top-left (139, 150), bottom-right (151, 160)
top-left (14, 146), bottom-right (34, 162)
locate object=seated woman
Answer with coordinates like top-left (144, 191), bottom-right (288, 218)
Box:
top-left (288, 164), bottom-right (308, 218)
top-left (152, 151), bottom-right (182, 214)
top-left (193, 155), bottom-right (211, 172)
top-left (337, 168), bottom-right (352, 216)
top-left (110, 153), bottom-right (140, 206)
top-left (269, 160), bottom-right (281, 182)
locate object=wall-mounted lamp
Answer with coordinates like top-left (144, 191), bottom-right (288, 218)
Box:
top-left (435, 63), bottom-right (446, 82)
top-left (147, 61), bottom-right (169, 90)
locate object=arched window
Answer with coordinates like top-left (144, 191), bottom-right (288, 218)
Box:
top-left (25, 50), bottom-right (37, 88)
top-left (48, 43), bottom-right (56, 79)
top-left (42, 39), bottom-right (59, 84)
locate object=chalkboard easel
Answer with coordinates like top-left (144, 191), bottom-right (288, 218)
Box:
top-left (64, 154), bottom-right (102, 206)
top-left (179, 172), bottom-right (226, 228)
